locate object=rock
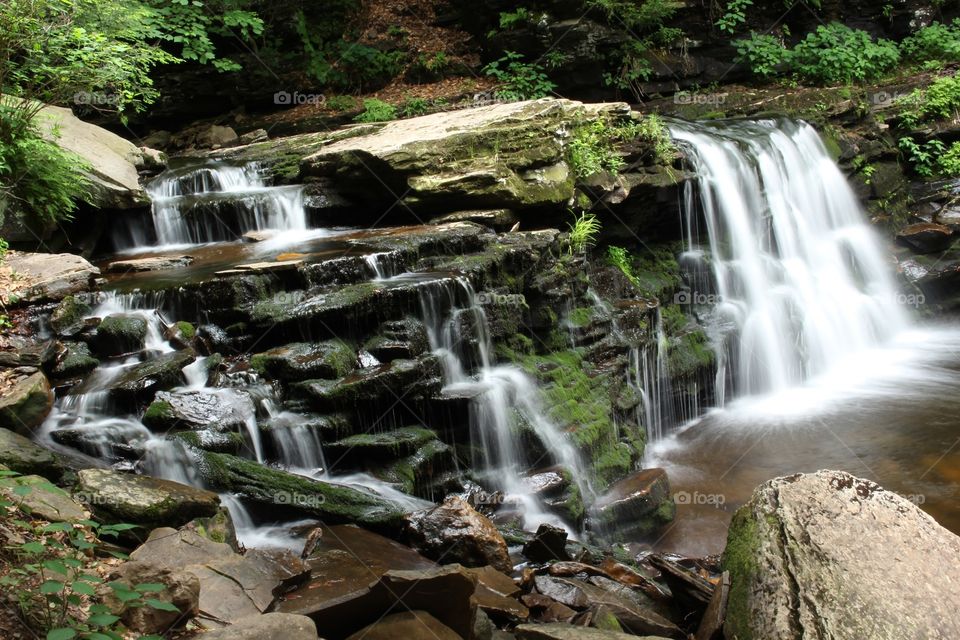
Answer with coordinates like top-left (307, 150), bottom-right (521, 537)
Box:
top-left (239, 129), bottom-right (269, 145)
top-left (0, 370), bottom-right (54, 435)
top-left (296, 357), bottom-right (439, 412)
top-left (523, 523), bottom-right (571, 563)
top-left (363, 318), bottom-right (430, 361)
top-left (49, 295), bottom-right (93, 336)
top-left (202, 125), bottom-right (240, 148)
top-left (724, 470), bottom-right (960, 640)
top-left (554, 577), bottom-right (683, 638)
top-left (100, 560), bottom-right (200, 633)
top-left (5, 251), bottom-right (99, 304)
top-left (250, 341), bottom-right (355, 381)
top-left (131, 526), bottom-right (236, 567)
top-left (194, 450), bottom-right (406, 530)
top-left (405, 496), bottom-right (513, 573)
top-left (533, 576), bottom-right (589, 609)
top-left (694, 571), bottom-right (728, 640)
top-left (102, 349), bottom-right (196, 407)
top-left (468, 565), bottom-right (529, 623)
top-left (200, 612), bottom-right (317, 640)
top-left (897, 222), bottom-right (955, 254)
top-left (371, 565), bottom-right (478, 639)
top-left (95, 313), bottom-right (148, 356)
top-left (52, 342), bottom-right (100, 378)
top-left (107, 255), bottom-right (194, 272)
top-left (300, 99), bottom-right (629, 211)
top-left (183, 506), bottom-right (240, 550)
top-left (137, 146), bottom-right (168, 171)
top-left (74, 468), bottom-right (220, 531)
top-left (0, 336), bottom-right (60, 368)
top-left (143, 388), bottom-right (255, 432)
top-left (0, 427), bottom-right (65, 479)
top-left (347, 611), bottom-right (461, 640)
top-left (324, 426), bottom-right (439, 467)
top-left (0, 474), bottom-right (87, 522)
top-left (647, 554), bottom-right (713, 614)
top-left (26, 99), bottom-right (149, 209)
top-left (514, 622), bottom-right (668, 640)
top-left (592, 469), bottom-right (675, 541)
top-left (522, 593), bottom-right (577, 623)
top-left (430, 208), bottom-right (520, 231)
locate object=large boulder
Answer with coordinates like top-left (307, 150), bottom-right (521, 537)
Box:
top-left (0, 427), bottom-right (66, 479)
top-left (143, 388), bottom-right (256, 432)
top-left (200, 612), bottom-right (317, 640)
top-left (4, 252), bottom-right (99, 305)
top-left (405, 496), bottom-right (513, 573)
top-left (74, 469), bottom-right (220, 531)
top-left (94, 313), bottom-right (148, 357)
top-left (99, 349), bottom-right (196, 407)
top-left (0, 369), bottom-right (54, 435)
top-left (723, 471), bottom-right (960, 639)
top-left (99, 560), bottom-right (200, 634)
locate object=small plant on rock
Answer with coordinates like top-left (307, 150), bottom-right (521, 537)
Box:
top-left (568, 211), bottom-right (601, 255)
top-left (354, 98), bottom-right (398, 123)
top-left (483, 52), bottom-right (556, 101)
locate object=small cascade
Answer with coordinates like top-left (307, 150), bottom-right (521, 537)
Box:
top-left (417, 276), bottom-right (590, 531)
top-left (263, 400), bottom-right (327, 473)
top-left (365, 252), bottom-right (403, 280)
top-left (113, 161), bottom-right (307, 250)
top-left (670, 119), bottom-right (909, 401)
top-left (628, 309), bottom-right (672, 443)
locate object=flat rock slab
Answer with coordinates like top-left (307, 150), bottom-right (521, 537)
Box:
top-left (0, 475), bottom-right (87, 522)
top-left (75, 469), bottom-right (220, 530)
top-left (346, 611), bottom-right (461, 640)
top-left (515, 622), bottom-right (672, 639)
top-left (724, 470), bottom-right (960, 640)
top-left (6, 251), bottom-right (100, 304)
top-left (107, 256), bottom-right (194, 272)
top-left (200, 612), bottom-right (317, 640)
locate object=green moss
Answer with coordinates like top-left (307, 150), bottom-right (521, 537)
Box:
top-left (176, 321), bottom-right (196, 339)
top-left (566, 307), bottom-right (596, 328)
top-left (722, 506), bottom-right (760, 640)
top-left (142, 400), bottom-right (173, 427)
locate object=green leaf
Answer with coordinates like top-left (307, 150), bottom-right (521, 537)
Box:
top-left (46, 629), bottom-right (76, 640)
top-left (86, 613), bottom-right (120, 626)
top-left (71, 580), bottom-right (96, 595)
top-left (40, 580), bottom-right (65, 594)
top-left (42, 560), bottom-right (69, 576)
top-left (144, 598), bottom-right (179, 612)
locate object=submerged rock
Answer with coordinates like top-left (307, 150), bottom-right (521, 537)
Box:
top-left (405, 495), bottom-right (513, 573)
top-left (0, 369), bottom-right (54, 435)
top-left (74, 468), bottom-right (220, 531)
top-left (723, 470), bottom-right (960, 639)
top-left (592, 469), bottom-right (675, 541)
top-left (107, 255), bottom-right (195, 272)
top-left (52, 342), bottom-right (100, 378)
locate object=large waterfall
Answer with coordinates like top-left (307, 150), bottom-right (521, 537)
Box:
top-left (670, 119), bottom-right (908, 401)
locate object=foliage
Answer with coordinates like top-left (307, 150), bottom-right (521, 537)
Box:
top-left (499, 8), bottom-right (533, 29)
top-left (0, 237), bottom-right (8, 261)
top-left (401, 97), bottom-right (431, 117)
top-left (939, 142), bottom-right (960, 176)
top-left (569, 119), bottom-right (627, 178)
top-left (734, 33), bottom-right (788, 78)
top-left (790, 23), bottom-right (900, 84)
top-left (899, 136), bottom-right (947, 177)
top-left (353, 99), bottom-right (397, 123)
top-left (900, 20), bottom-right (960, 65)
top-left (631, 114), bottom-right (675, 162)
top-left (568, 211), bottom-right (601, 255)
top-left (0, 470), bottom-right (173, 639)
top-left (325, 95), bottom-right (358, 112)
top-left (607, 246), bottom-right (640, 286)
top-left (898, 74), bottom-right (960, 127)
top-left (483, 52), bottom-right (556, 101)
top-left (716, 0), bottom-right (753, 34)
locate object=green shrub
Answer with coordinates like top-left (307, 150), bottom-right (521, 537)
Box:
top-left (631, 114), bottom-right (675, 163)
top-left (607, 246), bottom-right (640, 285)
top-left (325, 95), bottom-right (357, 112)
top-left (899, 136), bottom-right (946, 177)
top-left (569, 119), bottom-right (626, 178)
top-left (790, 23), bottom-right (900, 84)
top-left (898, 74), bottom-right (960, 127)
top-left (499, 8), bottom-right (533, 29)
top-left (734, 33), bottom-right (788, 78)
top-left (568, 211), bottom-right (601, 255)
top-left (353, 98), bottom-right (397, 123)
top-left (900, 20), bottom-right (960, 64)
top-left (401, 97), bottom-right (431, 117)
top-left (483, 51), bottom-right (556, 101)
top-left (716, 0), bottom-right (753, 34)
top-left (939, 141), bottom-right (960, 176)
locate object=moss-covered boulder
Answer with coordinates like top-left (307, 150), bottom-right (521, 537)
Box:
top-left (250, 340), bottom-right (355, 381)
top-left (363, 318), bottom-right (430, 362)
top-left (104, 349), bottom-right (196, 408)
top-left (0, 370), bottom-right (54, 435)
top-left (52, 342), bottom-right (100, 378)
top-left (194, 450), bottom-right (406, 531)
top-left (0, 427), bottom-right (66, 480)
top-left (294, 357), bottom-right (441, 413)
top-left (325, 427), bottom-right (439, 468)
top-left (375, 438), bottom-right (457, 499)
top-left (49, 295), bottom-right (93, 336)
top-left (75, 468), bottom-right (220, 531)
top-left (95, 313), bottom-right (149, 357)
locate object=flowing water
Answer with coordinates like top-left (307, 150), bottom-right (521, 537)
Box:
top-left (648, 119), bottom-right (960, 555)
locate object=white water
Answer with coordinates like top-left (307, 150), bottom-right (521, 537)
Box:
top-left (114, 162), bottom-right (308, 250)
top-left (670, 119), bottom-right (908, 402)
top-left (417, 276), bottom-right (590, 532)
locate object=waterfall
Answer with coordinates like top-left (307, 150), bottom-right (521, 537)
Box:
top-left (417, 277), bottom-right (590, 531)
top-left (113, 161), bottom-right (307, 250)
top-left (670, 119), bottom-right (908, 401)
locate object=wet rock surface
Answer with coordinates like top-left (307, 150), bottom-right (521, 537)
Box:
top-left (0, 369), bottom-right (54, 434)
top-left (405, 495), bottom-right (513, 573)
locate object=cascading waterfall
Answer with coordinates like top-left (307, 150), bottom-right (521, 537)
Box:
top-left (113, 161), bottom-right (307, 249)
top-left (416, 276), bottom-right (590, 531)
top-left (669, 119), bottom-right (908, 402)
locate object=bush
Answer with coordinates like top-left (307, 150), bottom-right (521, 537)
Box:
top-left (735, 33), bottom-right (789, 78)
top-left (900, 20), bottom-right (960, 65)
top-left (325, 95), bottom-right (358, 112)
top-left (353, 98), bottom-right (397, 123)
top-left (483, 52), bottom-right (556, 101)
top-left (790, 23), bottom-right (900, 84)
top-left (898, 74), bottom-right (960, 127)
top-left (569, 119), bottom-right (627, 178)
top-left (401, 97), bottom-right (431, 117)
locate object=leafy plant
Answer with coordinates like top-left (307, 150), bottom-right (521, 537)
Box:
top-left (898, 74), bottom-right (960, 127)
top-left (899, 136), bottom-right (946, 177)
top-left (900, 20), bottom-right (960, 65)
top-left (734, 33), bottom-right (788, 78)
top-left (401, 97), bottom-right (431, 117)
top-left (325, 95), bottom-right (357, 112)
top-left (569, 119), bottom-right (626, 178)
top-left (631, 114), bottom-right (675, 163)
top-left (789, 22), bottom-right (900, 84)
top-left (0, 237), bottom-right (8, 261)
top-left (354, 98), bottom-right (397, 123)
top-left (716, 0), bottom-right (753, 34)
top-left (607, 246), bottom-right (640, 285)
top-left (483, 52), bottom-right (556, 101)
top-left (568, 211), bottom-right (601, 255)
top-left (499, 8), bottom-right (532, 29)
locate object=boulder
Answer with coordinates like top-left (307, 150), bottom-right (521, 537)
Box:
top-left (49, 295), bottom-right (93, 336)
top-left (74, 468), bottom-right (220, 531)
top-left (0, 336), bottom-right (60, 368)
top-left (143, 388), bottom-right (255, 432)
top-left (370, 565), bottom-right (478, 639)
top-left (0, 474), bottom-right (87, 522)
top-left (723, 471), bottom-right (960, 640)
top-left (324, 427), bottom-right (439, 468)
top-left (52, 342), bottom-right (100, 378)
top-left (200, 612), bottom-right (317, 640)
top-left (297, 357), bottom-right (440, 412)
top-left (95, 313), bottom-right (148, 356)
top-left (101, 349), bottom-right (196, 407)
top-left (137, 146), bottom-right (168, 171)
top-left (0, 369), bottom-right (54, 435)
top-left (362, 318), bottom-right (430, 361)
top-left (5, 252), bottom-right (99, 304)
top-left (201, 125), bottom-right (239, 148)
top-left (0, 427), bottom-right (65, 479)
top-left (405, 496), bottom-right (513, 573)
top-left (346, 611), bottom-right (460, 640)
top-left (100, 560), bottom-right (200, 634)
top-left (897, 222), bottom-right (955, 254)
top-left (430, 209), bottom-right (520, 231)
top-left (250, 340), bottom-right (356, 381)
top-left (523, 523), bottom-right (571, 563)
top-left (592, 469), bottom-right (675, 541)
top-left (107, 255), bottom-right (193, 273)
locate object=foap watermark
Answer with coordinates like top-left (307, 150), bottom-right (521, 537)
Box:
top-left (888, 291), bottom-right (926, 309)
top-left (896, 492), bottom-right (926, 506)
top-left (674, 290), bottom-right (723, 306)
top-left (274, 91), bottom-right (326, 106)
top-left (476, 291), bottom-right (527, 307)
top-left (673, 491), bottom-right (726, 508)
top-left (674, 91), bottom-right (727, 106)
top-left (74, 91), bottom-right (119, 107)
top-left (868, 90), bottom-right (910, 108)
top-left (274, 491), bottom-right (326, 508)
top-left (468, 490), bottom-right (524, 508)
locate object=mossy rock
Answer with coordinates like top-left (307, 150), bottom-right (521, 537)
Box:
top-left (169, 429), bottom-right (247, 454)
top-left (374, 438), bottom-right (458, 499)
top-left (105, 349), bottom-right (196, 408)
top-left (52, 342), bottom-right (100, 378)
top-left (592, 468), bottom-right (675, 542)
top-left (250, 340), bottom-right (356, 381)
top-left (95, 313), bottom-right (149, 357)
top-left (325, 427), bottom-right (441, 469)
top-left (294, 357), bottom-right (440, 413)
top-left (49, 295), bottom-right (92, 336)
top-left (0, 370), bottom-right (54, 435)
top-left (0, 427), bottom-right (67, 480)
